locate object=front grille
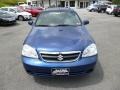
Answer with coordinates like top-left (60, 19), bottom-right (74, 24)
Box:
top-left (40, 51), bottom-right (81, 62)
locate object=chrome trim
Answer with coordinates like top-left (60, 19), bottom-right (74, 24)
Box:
top-left (39, 51), bottom-right (81, 62)
top-left (40, 52), bottom-right (59, 54)
top-left (40, 51), bottom-right (81, 54)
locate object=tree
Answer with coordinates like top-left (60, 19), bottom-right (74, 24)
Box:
top-left (112, 0), bottom-right (120, 4)
top-left (0, 0), bottom-right (26, 5)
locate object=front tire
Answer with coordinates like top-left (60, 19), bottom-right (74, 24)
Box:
top-left (90, 9), bottom-right (94, 12)
top-left (114, 14), bottom-right (118, 17)
top-left (98, 11), bottom-right (101, 13)
top-left (101, 10), bottom-right (105, 13)
top-left (18, 16), bottom-right (24, 21)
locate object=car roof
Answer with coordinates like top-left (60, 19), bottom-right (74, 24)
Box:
top-left (44, 7), bottom-right (74, 12)
top-left (1, 6), bottom-right (17, 9)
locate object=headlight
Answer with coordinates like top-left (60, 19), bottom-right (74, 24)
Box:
top-left (22, 44), bottom-right (38, 58)
top-left (82, 43), bottom-right (97, 57)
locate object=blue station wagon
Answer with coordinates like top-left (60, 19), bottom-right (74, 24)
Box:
top-left (22, 8), bottom-right (98, 77)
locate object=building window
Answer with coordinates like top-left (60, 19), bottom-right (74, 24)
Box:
top-left (28, 2), bottom-right (31, 5)
top-left (70, 1), bottom-right (75, 7)
top-left (80, 2), bottom-right (83, 8)
top-left (86, 2), bottom-right (89, 7)
top-left (60, 1), bottom-right (65, 7)
top-left (32, 1), bottom-right (37, 4)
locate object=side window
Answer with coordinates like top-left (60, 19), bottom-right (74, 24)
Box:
top-left (9, 9), bottom-right (16, 13)
top-left (1, 8), bottom-right (8, 11)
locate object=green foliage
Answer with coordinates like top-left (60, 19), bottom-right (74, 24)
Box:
top-left (0, 0), bottom-right (26, 7)
top-left (112, 0), bottom-right (120, 4)
top-left (0, 3), bottom-right (8, 7)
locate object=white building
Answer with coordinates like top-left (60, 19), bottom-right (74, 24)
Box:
top-left (58, 0), bottom-right (90, 8)
top-left (26, 0), bottom-right (97, 8)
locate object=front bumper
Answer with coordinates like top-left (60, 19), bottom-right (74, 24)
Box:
top-left (22, 55), bottom-right (97, 77)
top-left (24, 15), bottom-right (32, 20)
top-left (0, 19), bottom-right (16, 25)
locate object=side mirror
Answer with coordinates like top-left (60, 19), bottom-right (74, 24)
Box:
top-left (83, 20), bottom-right (89, 25)
top-left (28, 20), bottom-right (33, 25)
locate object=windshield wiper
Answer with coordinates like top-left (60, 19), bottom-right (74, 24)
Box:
top-left (56, 24), bottom-right (74, 26)
top-left (36, 25), bottom-right (50, 27)
top-left (36, 24), bottom-right (81, 27)
top-left (56, 24), bottom-right (81, 26)
top-left (36, 24), bottom-right (70, 27)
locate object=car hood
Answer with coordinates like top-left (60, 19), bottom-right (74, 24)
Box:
top-left (25, 26), bottom-right (94, 52)
top-left (32, 9), bottom-right (40, 12)
top-left (17, 11), bottom-right (31, 15)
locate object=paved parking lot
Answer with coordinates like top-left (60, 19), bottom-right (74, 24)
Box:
top-left (0, 9), bottom-right (120, 90)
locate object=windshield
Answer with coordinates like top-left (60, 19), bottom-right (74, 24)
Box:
top-left (13, 7), bottom-right (23, 12)
top-left (17, 8), bottom-right (24, 12)
top-left (35, 11), bottom-right (81, 26)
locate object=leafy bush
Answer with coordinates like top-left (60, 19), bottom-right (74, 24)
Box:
top-left (0, 0), bottom-right (26, 7)
top-left (112, 0), bottom-right (120, 4)
top-left (0, 3), bottom-right (8, 7)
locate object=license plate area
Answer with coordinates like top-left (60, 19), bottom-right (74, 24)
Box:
top-left (51, 68), bottom-right (69, 76)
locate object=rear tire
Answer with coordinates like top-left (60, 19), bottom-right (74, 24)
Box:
top-left (114, 14), bottom-right (118, 17)
top-left (101, 10), bottom-right (104, 13)
top-left (98, 11), bottom-right (101, 13)
top-left (91, 9), bottom-right (94, 12)
top-left (18, 16), bottom-right (24, 21)
top-left (89, 10), bottom-right (92, 12)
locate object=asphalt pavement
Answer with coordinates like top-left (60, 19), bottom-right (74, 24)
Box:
top-left (0, 9), bottom-right (120, 90)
